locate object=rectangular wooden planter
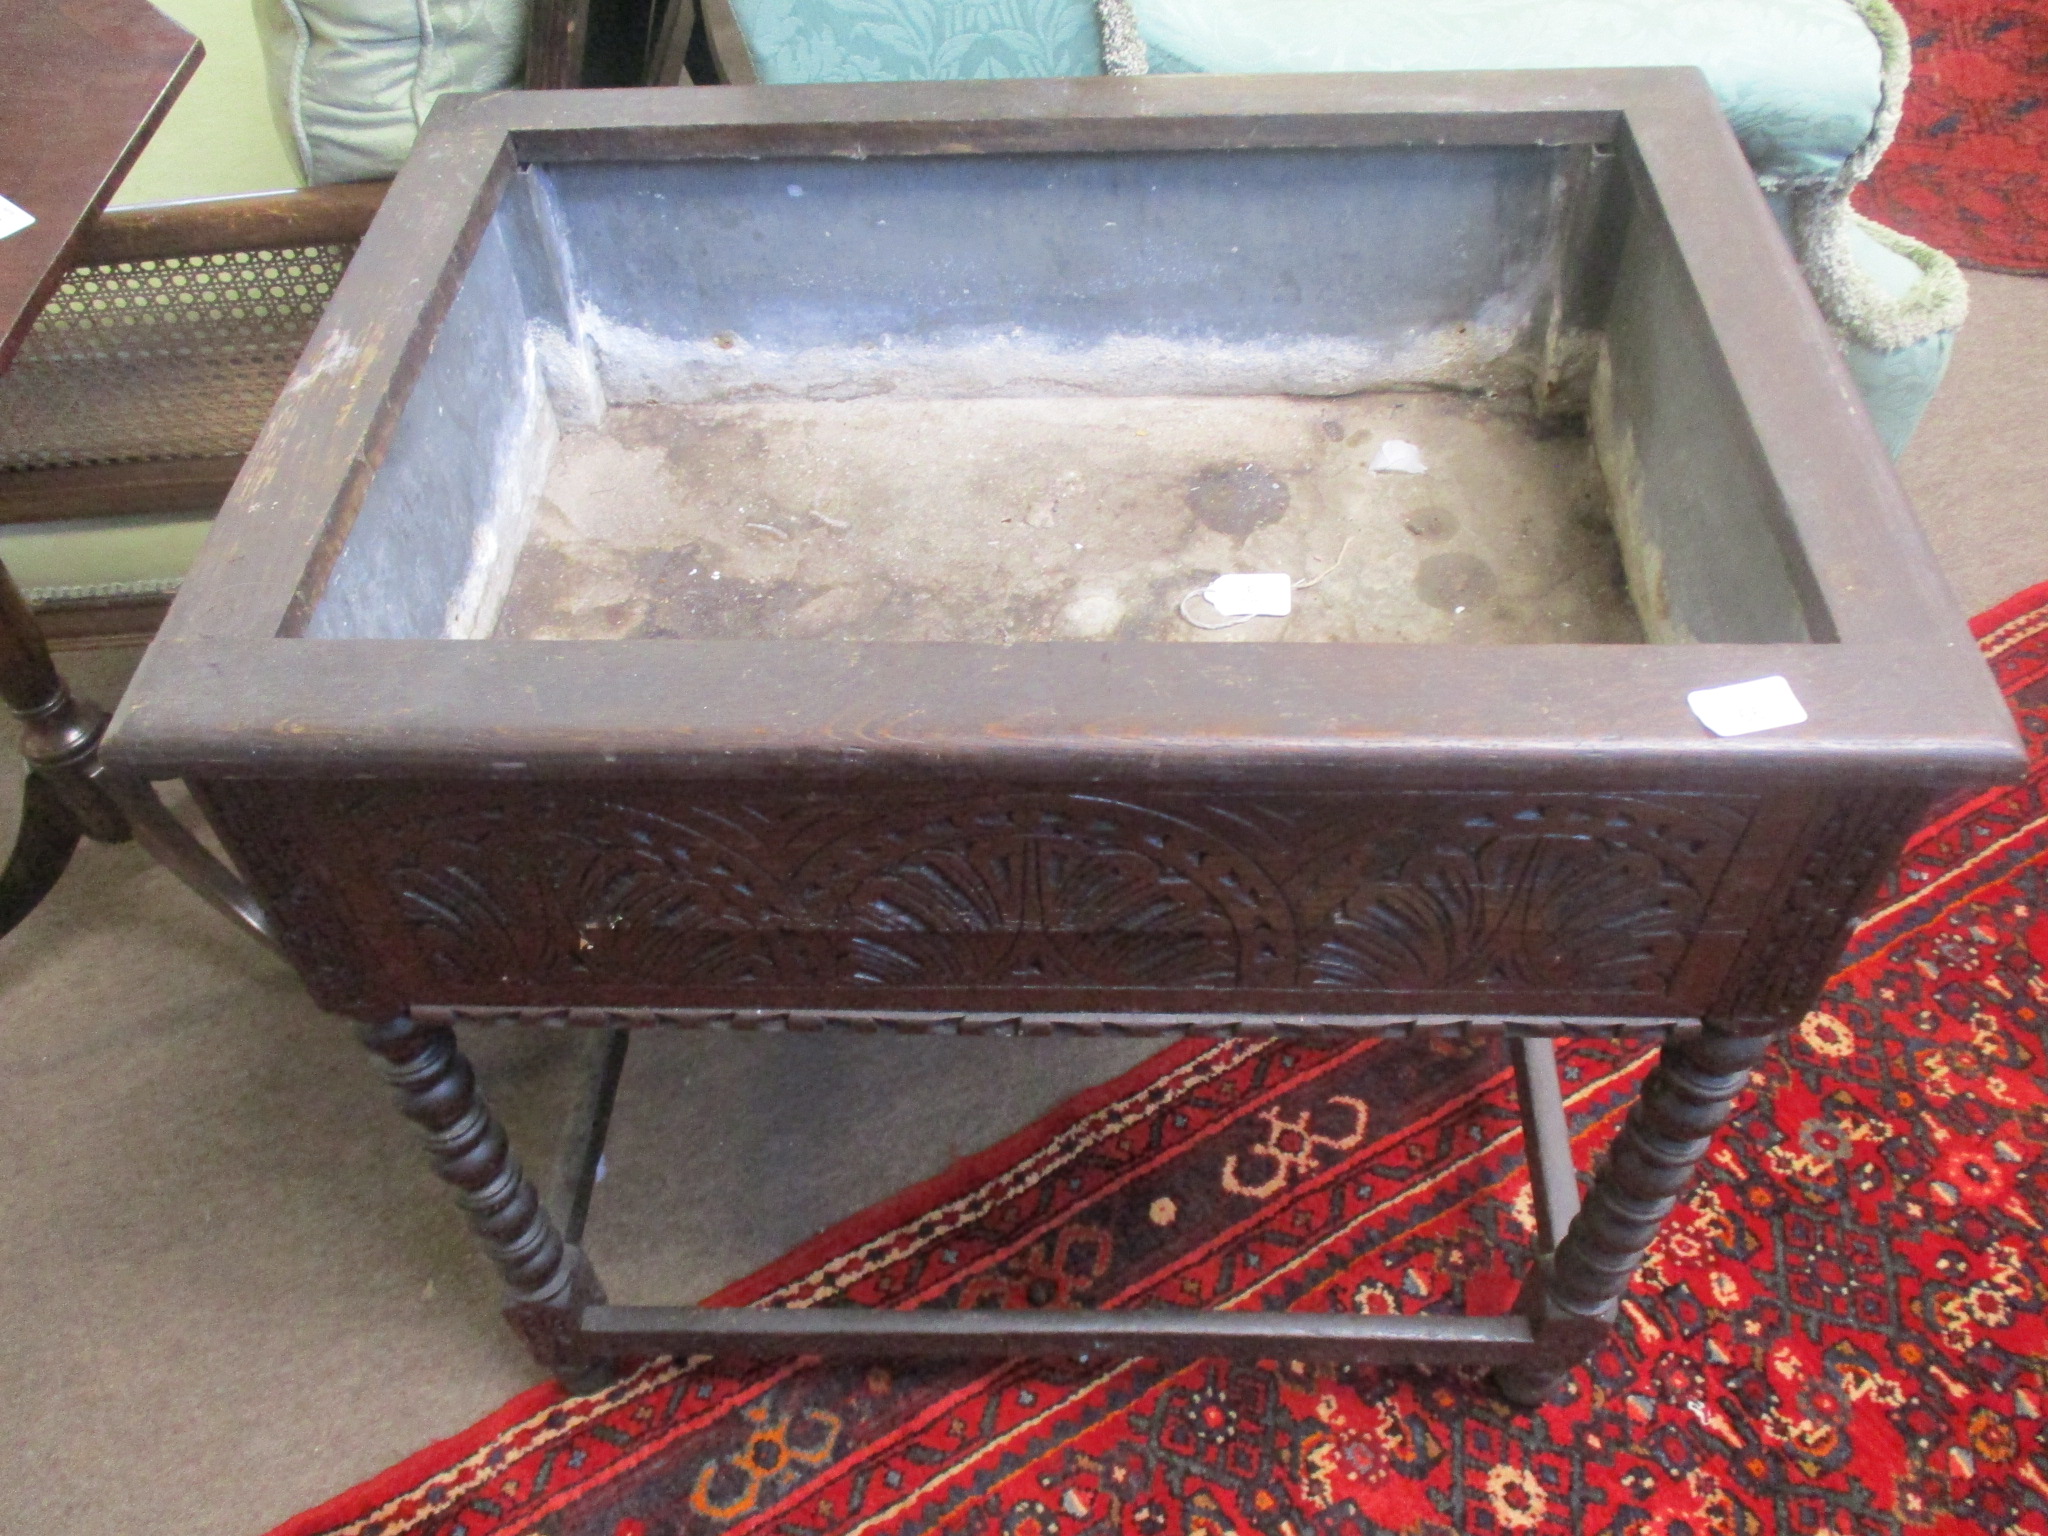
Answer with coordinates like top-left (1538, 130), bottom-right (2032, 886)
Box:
top-left (103, 70), bottom-right (2022, 1400)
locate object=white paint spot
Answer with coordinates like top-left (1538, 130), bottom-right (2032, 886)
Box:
top-left (1060, 582), bottom-right (1125, 638)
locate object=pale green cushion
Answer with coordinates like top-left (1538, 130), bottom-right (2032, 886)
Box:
top-left (1838, 220), bottom-right (1952, 457)
top-left (1756, 193), bottom-right (1954, 456)
top-left (0, 517), bottom-right (212, 604)
top-left (1847, 214), bottom-right (1925, 301)
top-left (1131, 0), bottom-right (1883, 185)
top-left (255, 0), bottom-right (528, 184)
top-left (1842, 328), bottom-right (1950, 459)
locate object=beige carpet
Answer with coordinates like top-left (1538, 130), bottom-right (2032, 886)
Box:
top-left (2, 271), bottom-right (2043, 1536)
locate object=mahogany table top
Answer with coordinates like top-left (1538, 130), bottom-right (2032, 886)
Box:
top-left (0, 0), bottom-right (199, 370)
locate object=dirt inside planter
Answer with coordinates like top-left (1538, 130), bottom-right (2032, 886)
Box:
top-left (492, 389), bottom-right (1642, 644)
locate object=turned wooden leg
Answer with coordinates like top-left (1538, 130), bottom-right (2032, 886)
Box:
top-left (361, 1014), bottom-right (611, 1387)
top-left (0, 771), bottom-right (84, 937)
top-left (2, 557), bottom-right (121, 936)
top-left (1494, 1024), bottom-right (1770, 1407)
top-left (2, 557), bottom-right (130, 846)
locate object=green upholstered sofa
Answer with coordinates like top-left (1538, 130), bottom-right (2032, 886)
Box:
top-left (257, 0), bottom-right (1967, 458)
top-left (696, 0), bottom-right (1963, 459)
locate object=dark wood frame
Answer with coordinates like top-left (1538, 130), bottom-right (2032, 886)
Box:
top-left (694, 0), bottom-right (758, 84)
top-left (106, 72), bottom-right (2022, 1404)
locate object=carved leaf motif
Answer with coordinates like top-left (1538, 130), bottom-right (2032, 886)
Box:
top-left (394, 802), bottom-right (800, 985)
top-left (1309, 833), bottom-right (1699, 993)
top-left (398, 860), bottom-right (535, 977)
top-left (813, 800), bottom-right (1293, 988)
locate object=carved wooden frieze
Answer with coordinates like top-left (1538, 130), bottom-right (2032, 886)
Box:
top-left (196, 779), bottom-right (1767, 1019)
top-left (1709, 786), bottom-right (1930, 1031)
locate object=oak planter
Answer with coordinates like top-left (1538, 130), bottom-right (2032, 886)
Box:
top-left (105, 72), bottom-right (2021, 1400)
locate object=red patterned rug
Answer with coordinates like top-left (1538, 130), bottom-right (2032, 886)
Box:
top-left (273, 587), bottom-right (2048, 1536)
top-left (1855, 0), bottom-right (2048, 274)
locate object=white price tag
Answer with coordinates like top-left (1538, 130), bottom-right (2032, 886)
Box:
top-left (1687, 675), bottom-right (1807, 737)
top-left (1203, 572), bottom-right (1293, 618)
top-left (0, 194), bottom-right (34, 241)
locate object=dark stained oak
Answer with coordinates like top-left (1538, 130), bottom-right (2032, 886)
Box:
top-left (578, 1306), bottom-right (1541, 1367)
top-left (0, 457), bottom-right (246, 529)
top-left (527, 0), bottom-right (596, 90)
top-left (193, 779), bottom-right (1772, 1023)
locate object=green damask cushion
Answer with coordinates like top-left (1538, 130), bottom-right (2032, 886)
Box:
top-left (731, 0), bottom-right (1112, 82)
top-left (255, 0), bottom-right (528, 184)
top-left (736, 0), bottom-right (1880, 187)
top-left (1130, 0), bottom-right (1883, 185)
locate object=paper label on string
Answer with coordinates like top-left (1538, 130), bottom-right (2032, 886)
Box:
top-left (1204, 572), bottom-right (1293, 617)
top-left (0, 195), bottom-right (33, 241)
top-left (1369, 439), bottom-right (1426, 474)
top-left (1687, 675), bottom-right (1807, 737)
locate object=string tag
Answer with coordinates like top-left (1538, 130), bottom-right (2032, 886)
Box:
top-left (1203, 572), bottom-right (1293, 618)
top-left (1369, 439), bottom-right (1426, 474)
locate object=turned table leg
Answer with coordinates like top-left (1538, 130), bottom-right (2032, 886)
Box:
top-left (1, 558), bottom-right (123, 938)
top-left (361, 1014), bottom-right (612, 1388)
top-left (1, 557), bottom-right (132, 936)
top-left (1494, 1023), bottom-right (1771, 1407)
top-left (0, 772), bottom-right (84, 936)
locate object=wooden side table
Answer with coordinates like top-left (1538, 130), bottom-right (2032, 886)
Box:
top-left (0, 0), bottom-right (270, 941)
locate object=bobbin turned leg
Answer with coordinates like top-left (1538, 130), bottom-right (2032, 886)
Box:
top-left (1493, 1024), bottom-right (1771, 1407)
top-left (360, 1015), bottom-right (612, 1391)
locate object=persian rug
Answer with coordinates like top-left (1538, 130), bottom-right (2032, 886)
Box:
top-left (1856, 0), bottom-right (2048, 275)
top-left (273, 585), bottom-right (2048, 1536)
